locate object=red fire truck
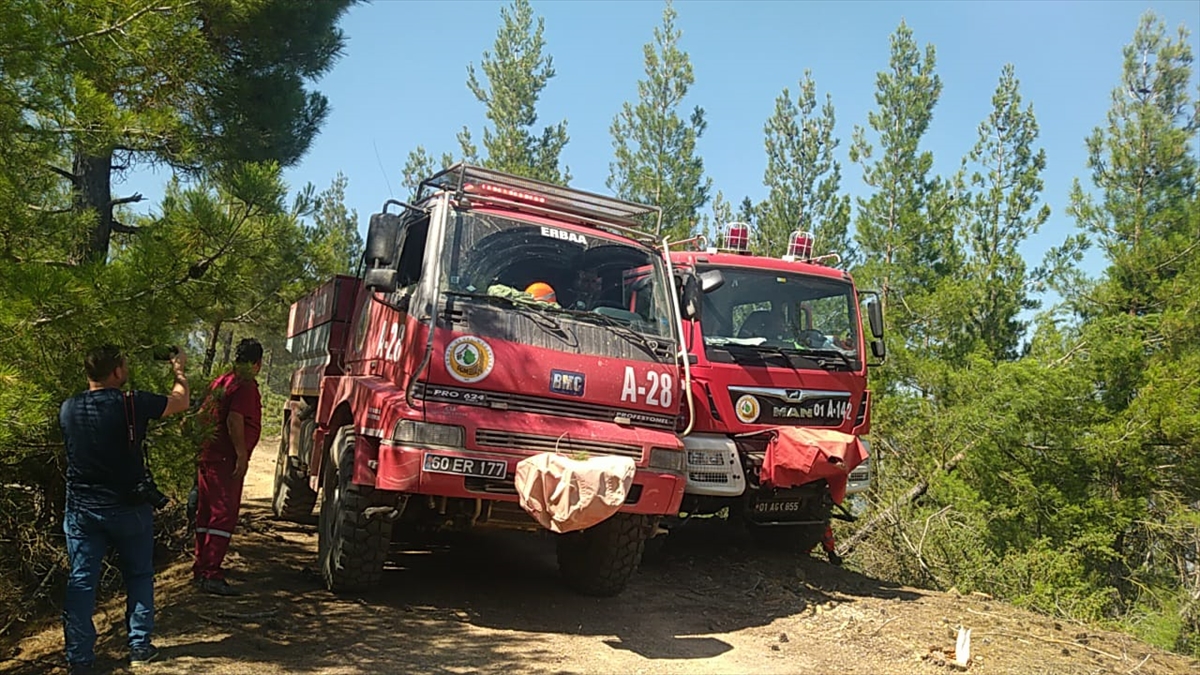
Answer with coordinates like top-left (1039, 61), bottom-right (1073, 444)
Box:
top-left (275, 165), bottom-right (703, 596)
top-left (668, 222), bottom-right (884, 557)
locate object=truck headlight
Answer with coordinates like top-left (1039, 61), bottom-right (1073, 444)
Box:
top-left (649, 447), bottom-right (684, 472)
top-left (392, 420), bottom-right (464, 448)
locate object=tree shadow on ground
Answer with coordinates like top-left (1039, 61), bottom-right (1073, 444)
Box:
top-left (1, 492), bottom-right (923, 675)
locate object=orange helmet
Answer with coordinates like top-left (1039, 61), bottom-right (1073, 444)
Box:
top-left (525, 281), bottom-right (556, 303)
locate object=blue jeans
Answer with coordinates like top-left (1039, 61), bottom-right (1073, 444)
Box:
top-left (62, 501), bottom-right (155, 666)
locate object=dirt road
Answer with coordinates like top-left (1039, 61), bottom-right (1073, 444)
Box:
top-left (4, 440), bottom-right (1197, 674)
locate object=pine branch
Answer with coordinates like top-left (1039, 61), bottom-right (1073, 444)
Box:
top-left (54, 2), bottom-right (199, 49)
top-left (110, 220), bottom-right (140, 234)
top-left (46, 165), bottom-right (78, 185)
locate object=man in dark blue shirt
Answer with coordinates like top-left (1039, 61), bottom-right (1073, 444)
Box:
top-left (59, 345), bottom-right (190, 674)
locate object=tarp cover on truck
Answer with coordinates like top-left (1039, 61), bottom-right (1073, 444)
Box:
top-left (760, 428), bottom-right (869, 503)
top-left (514, 453), bottom-right (637, 533)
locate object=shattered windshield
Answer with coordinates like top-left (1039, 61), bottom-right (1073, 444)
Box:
top-left (440, 210), bottom-right (674, 339)
top-left (698, 266), bottom-right (859, 361)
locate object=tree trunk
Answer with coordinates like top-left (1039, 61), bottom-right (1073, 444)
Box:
top-left (203, 322), bottom-right (223, 377)
top-left (74, 149), bottom-right (115, 264)
top-left (220, 328), bottom-right (235, 366)
top-left (836, 450), bottom-right (966, 558)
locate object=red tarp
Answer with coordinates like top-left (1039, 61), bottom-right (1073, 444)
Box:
top-left (759, 428), bottom-right (869, 503)
top-left (514, 453), bottom-right (637, 533)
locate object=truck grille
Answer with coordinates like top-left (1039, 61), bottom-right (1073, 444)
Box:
top-left (475, 429), bottom-right (644, 461)
top-left (416, 383), bottom-right (675, 431)
top-left (689, 471), bottom-right (731, 484)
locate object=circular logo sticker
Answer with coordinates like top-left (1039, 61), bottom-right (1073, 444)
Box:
top-left (734, 395), bottom-right (761, 424)
top-left (445, 336), bottom-right (494, 383)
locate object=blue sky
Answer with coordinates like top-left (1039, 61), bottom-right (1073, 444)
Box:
top-left (124, 0), bottom-right (1199, 285)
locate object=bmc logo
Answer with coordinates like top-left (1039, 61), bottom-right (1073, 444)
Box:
top-left (550, 369), bottom-right (586, 397)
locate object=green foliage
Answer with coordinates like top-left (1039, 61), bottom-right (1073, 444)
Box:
top-left (849, 12), bottom-right (1200, 656)
top-left (459, 0), bottom-right (570, 185)
top-left (607, 0), bottom-right (711, 241)
top-left (758, 71), bottom-right (852, 262)
top-left (850, 20), bottom-right (964, 380)
top-left (304, 172), bottom-right (364, 277)
top-left (5, 0), bottom-right (357, 262)
top-left (959, 64), bottom-right (1050, 361)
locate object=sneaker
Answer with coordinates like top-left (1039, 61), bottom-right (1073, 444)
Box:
top-left (198, 577), bottom-right (241, 596)
top-left (67, 662), bottom-right (95, 675)
top-left (130, 644), bottom-right (160, 666)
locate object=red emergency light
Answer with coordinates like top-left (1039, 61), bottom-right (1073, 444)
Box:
top-left (722, 221), bottom-right (751, 252)
top-left (464, 182), bottom-right (548, 204)
top-left (787, 230), bottom-right (815, 259)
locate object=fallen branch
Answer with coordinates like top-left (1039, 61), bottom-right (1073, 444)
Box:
top-left (837, 449), bottom-right (968, 558)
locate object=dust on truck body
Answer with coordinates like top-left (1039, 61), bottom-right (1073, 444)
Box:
top-left (669, 223), bottom-right (885, 555)
top-left (276, 164), bottom-right (694, 596)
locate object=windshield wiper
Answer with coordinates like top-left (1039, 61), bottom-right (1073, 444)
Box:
top-left (444, 291), bottom-right (569, 335)
top-left (565, 310), bottom-right (671, 360)
top-left (723, 343), bottom-right (854, 371)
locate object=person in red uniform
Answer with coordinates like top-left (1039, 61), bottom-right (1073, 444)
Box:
top-left (193, 338), bottom-right (263, 595)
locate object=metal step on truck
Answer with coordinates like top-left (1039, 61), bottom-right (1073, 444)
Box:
top-left (667, 222), bottom-right (883, 558)
top-left (274, 164), bottom-right (713, 597)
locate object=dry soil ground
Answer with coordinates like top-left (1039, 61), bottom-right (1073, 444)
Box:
top-left (3, 439), bottom-right (1197, 675)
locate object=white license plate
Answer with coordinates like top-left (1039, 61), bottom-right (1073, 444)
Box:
top-left (423, 453), bottom-right (507, 479)
top-left (753, 500), bottom-right (802, 514)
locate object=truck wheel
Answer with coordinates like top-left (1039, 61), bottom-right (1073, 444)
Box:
top-left (272, 419), bottom-right (317, 521)
top-left (750, 522), bottom-right (828, 554)
top-left (556, 514), bottom-right (647, 597)
top-left (317, 426), bottom-right (390, 593)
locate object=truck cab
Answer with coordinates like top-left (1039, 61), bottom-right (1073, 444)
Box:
top-left (277, 165), bottom-right (693, 596)
top-left (670, 223), bottom-right (884, 553)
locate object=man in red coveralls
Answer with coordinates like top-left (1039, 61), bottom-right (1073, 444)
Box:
top-left (193, 338), bottom-right (263, 595)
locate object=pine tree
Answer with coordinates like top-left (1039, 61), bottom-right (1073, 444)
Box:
top-left (608, 0), bottom-right (711, 241)
top-left (1063, 13), bottom-right (1200, 645)
top-left (305, 173), bottom-right (363, 277)
top-left (851, 21), bottom-right (957, 316)
top-left (960, 64), bottom-right (1050, 361)
top-left (16, 0), bottom-right (356, 263)
top-left (401, 146), bottom-right (455, 201)
top-left (460, 0), bottom-right (570, 184)
top-left (760, 72), bottom-right (852, 262)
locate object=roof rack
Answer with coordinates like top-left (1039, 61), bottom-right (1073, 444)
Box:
top-left (417, 163), bottom-right (663, 243)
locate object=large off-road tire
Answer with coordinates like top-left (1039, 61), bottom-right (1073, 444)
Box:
top-left (556, 514), bottom-right (647, 597)
top-left (317, 426), bottom-right (390, 593)
top-left (272, 417), bottom-right (317, 521)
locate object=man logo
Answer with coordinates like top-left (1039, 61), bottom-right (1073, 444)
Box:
top-left (550, 369), bottom-right (586, 397)
top-left (735, 394), bottom-right (761, 424)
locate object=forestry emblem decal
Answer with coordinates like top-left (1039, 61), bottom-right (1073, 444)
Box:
top-left (445, 336), bottom-right (494, 383)
top-left (734, 394), bottom-right (761, 424)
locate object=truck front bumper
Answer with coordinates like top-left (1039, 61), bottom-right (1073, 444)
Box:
top-left (372, 441), bottom-right (686, 516)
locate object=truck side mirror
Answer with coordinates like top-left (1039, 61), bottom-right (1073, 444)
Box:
top-left (698, 269), bottom-right (725, 294)
top-left (867, 299), bottom-right (884, 339)
top-left (870, 338), bottom-right (886, 360)
top-left (364, 267), bottom-right (398, 293)
top-left (364, 213), bottom-right (401, 267)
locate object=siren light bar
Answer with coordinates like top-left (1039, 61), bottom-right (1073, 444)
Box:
top-left (464, 182), bottom-right (547, 204)
top-left (786, 230), bottom-right (815, 259)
